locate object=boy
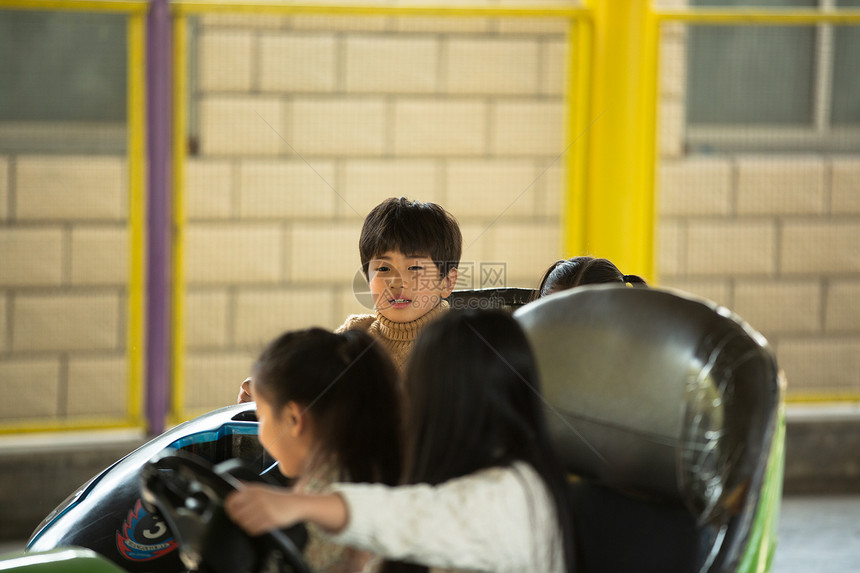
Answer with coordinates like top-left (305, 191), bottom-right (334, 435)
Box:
top-left (238, 197), bottom-right (461, 402)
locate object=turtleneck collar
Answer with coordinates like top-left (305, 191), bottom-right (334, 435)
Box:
top-left (374, 299), bottom-right (449, 342)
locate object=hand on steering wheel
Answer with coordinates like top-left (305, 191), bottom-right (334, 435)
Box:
top-left (140, 450), bottom-right (310, 573)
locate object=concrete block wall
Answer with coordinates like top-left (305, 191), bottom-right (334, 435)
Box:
top-left (182, 13), bottom-right (568, 413)
top-left (0, 155), bottom-right (130, 424)
top-left (656, 19), bottom-right (860, 401)
top-left (3, 7), bottom-right (856, 423)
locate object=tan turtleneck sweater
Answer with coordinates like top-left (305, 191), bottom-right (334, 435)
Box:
top-left (335, 300), bottom-right (449, 371)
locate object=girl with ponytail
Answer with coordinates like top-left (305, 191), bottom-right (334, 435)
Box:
top-left (248, 327), bottom-right (402, 573)
top-left (535, 255), bottom-right (647, 300)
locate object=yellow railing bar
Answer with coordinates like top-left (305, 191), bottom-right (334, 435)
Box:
top-left (0, 0), bottom-right (148, 13)
top-left (786, 393), bottom-right (860, 404)
top-left (0, 2), bottom-right (147, 434)
top-left (0, 418), bottom-right (139, 435)
top-left (127, 11), bottom-right (147, 430)
top-left (581, 0), bottom-right (657, 280)
top-left (171, 12), bottom-right (189, 426)
top-left (171, 1), bottom-right (590, 18)
top-left (655, 8), bottom-right (860, 25)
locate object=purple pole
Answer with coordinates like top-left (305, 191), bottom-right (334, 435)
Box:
top-left (146, 0), bottom-right (171, 435)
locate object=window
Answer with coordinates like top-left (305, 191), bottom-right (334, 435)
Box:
top-left (0, 10), bottom-right (127, 153)
top-left (686, 0), bottom-right (860, 152)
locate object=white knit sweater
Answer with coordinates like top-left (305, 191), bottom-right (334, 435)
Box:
top-left (326, 462), bottom-right (564, 573)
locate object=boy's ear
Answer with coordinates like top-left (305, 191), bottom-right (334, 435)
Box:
top-left (441, 266), bottom-right (458, 298)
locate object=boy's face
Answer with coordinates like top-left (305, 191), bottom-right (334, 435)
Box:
top-left (368, 250), bottom-right (456, 323)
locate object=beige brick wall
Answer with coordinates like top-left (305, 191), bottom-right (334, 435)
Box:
top-left (654, 15), bottom-right (860, 402)
top-left (339, 159), bottom-right (441, 215)
top-left (185, 159), bottom-right (234, 219)
top-left (659, 155), bottom-right (860, 400)
top-left (181, 14), bottom-right (570, 412)
top-left (289, 222), bottom-right (362, 283)
top-left (238, 160), bottom-right (338, 219)
top-left (4, 9), bottom-right (857, 426)
top-left (0, 158), bottom-right (7, 221)
top-left (393, 99), bottom-right (488, 156)
top-left (733, 281), bottom-right (822, 336)
top-left (652, 10), bottom-right (860, 401)
top-left (0, 293), bottom-right (6, 353)
top-left (446, 38), bottom-right (540, 95)
top-left (185, 290), bottom-right (230, 349)
top-left (541, 39), bottom-right (567, 96)
top-left (492, 101), bottom-right (564, 155)
top-left (260, 34), bottom-right (338, 93)
top-left (16, 156), bottom-right (126, 220)
top-left (782, 222), bottom-right (860, 275)
top-left (344, 36), bottom-right (438, 94)
top-left (292, 98), bottom-right (387, 156)
top-left (198, 31), bottom-right (254, 92)
top-left (444, 159), bottom-right (537, 218)
top-left (737, 157), bottom-right (826, 216)
top-left (0, 228), bottom-right (64, 287)
top-left (184, 352), bottom-right (256, 413)
top-left (1, 154), bottom-right (135, 425)
top-left (825, 280), bottom-right (860, 333)
top-left (199, 97), bottom-right (287, 156)
top-left (485, 222), bottom-right (561, 285)
top-left (234, 288), bottom-right (338, 347)
top-left (67, 356), bottom-right (127, 417)
top-left (686, 221), bottom-right (777, 276)
top-left (659, 159), bottom-right (732, 216)
top-left (140, 10), bottom-right (860, 415)
top-left (185, 223), bottom-right (285, 284)
top-left (13, 293), bottom-right (121, 352)
top-left (832, 159), bottom-right (860, 214)
top-left (0, 359), bottom-right (61, 419)
top-left (776, 339), bottom-right (860, 395)
top-left (70, 226), bottom-right (128, 286)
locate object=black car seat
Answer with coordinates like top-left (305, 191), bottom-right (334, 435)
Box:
top-left (446, 287), bottom-right (535, 311)
top-left (514, 285), bottom-right (784, 573)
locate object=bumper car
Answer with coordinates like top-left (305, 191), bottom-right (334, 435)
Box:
top-left (9, 286), bottom-right (783, 573)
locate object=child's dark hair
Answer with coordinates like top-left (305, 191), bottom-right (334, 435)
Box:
top-left (535, 256), bottom-right (647, 299)
top-left (382, 310), bottom-right (576, 573)
top-left (252, 328), bottom-right (401, 486)
top-left (359, 197), bottom-right (462, 280)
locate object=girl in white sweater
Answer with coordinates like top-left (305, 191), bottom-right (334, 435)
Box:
top-left (226, 310), bottom-right (577, 573)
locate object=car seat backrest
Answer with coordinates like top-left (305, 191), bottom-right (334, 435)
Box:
top-left (446, 287), bottom-right (535, 312)
top-left (514, 285), bottom-right (782, 572)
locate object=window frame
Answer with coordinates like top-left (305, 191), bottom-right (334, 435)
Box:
top-left (683, 0), bottom-right (860, 153)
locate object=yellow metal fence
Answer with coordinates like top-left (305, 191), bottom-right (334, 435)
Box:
top-left (0, 0), bottom-right (147, 433)
top-left (1, 2), bottom-right (858, 433)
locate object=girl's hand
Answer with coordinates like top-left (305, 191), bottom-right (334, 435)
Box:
top-left (225, 485), bottom-right (350, 536)
top-left (225, 484), bottom-right (302, 536)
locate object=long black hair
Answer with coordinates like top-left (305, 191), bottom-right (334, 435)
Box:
top-left (381, 310), bottom-right (576, 573)
top-left (252, 328), bottom-right (401, 486)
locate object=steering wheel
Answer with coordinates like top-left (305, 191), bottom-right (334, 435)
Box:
top-left (140, 450), bottom-right (311, 573)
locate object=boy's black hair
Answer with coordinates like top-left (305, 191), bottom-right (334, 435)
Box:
top-left (359, 197), bottom-right (462, 280)
top-left (252, 328), bottom-right (401, 486)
